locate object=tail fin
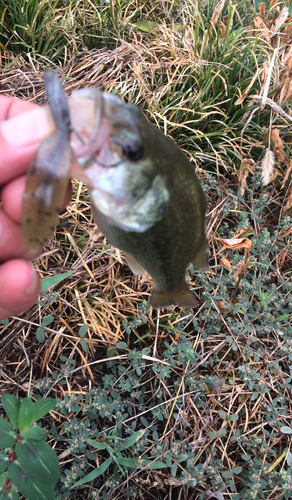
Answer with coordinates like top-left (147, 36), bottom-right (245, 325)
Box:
top-left (44, 70), bottom-right (70, 135)
top-left (151, 286), bottom-right (197, 309)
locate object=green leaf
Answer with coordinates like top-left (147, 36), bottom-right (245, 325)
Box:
top-left (251, 391), bottom-right (259, 401)
top-left (34, 398), bottom-right (56, 421)
top-left (219, 428), bottom-right (227, 437)
top-left (286, 450), bottom-right (292, 467)
top-left (0, 471), bottom-right (8, 489)
top-left (8, 460), bottom-right (56, 500)
top-left (229, 414), bottom-right (239, 422)
top-left (79, 325), bottom-right (88, 337)
top-left (71, 456), bottom-right (112, 488)
top-left (233, 303), bottom-right (245, 314)
top-left (0, 493), bottom-right (10, 500)
top-left (21, 427), bottom-right (45, 441)
top-left (0, 418), bottom-right (17, 448)
top-left (276, 314), bottom-right (290, 322)
top-left (0, 491), bottom-right (9, 500)
top-left (41, 316), bottom-right (54, 327)
top-left (148, 460), bottom-right (168, 470)
top-left (86, 451), bottom-right (97, 461)
top-left (40, 271), bottom-right (74, 293)
top-left (2, 493), bottom-right (19, 500)
top-left (0, 472), bottom-right (19, 498)
top-left (1, 395), bottom-right (20, 429)
top-left (241, 454), bottom-right (251, 461)
top-left (131, 21), bottom-right (159, 33)
top-left (1, 319), bottom-right (9, 325)
top-left (86, 439), bottom-right (108, 451)
top-left (115, 456), bottom-right (167, 469)
top-left (115, 342), bottom-right (128, 350)
top-left (134, 332), bottom-right (151, 343)
top-left (120, 430), bottom-right (143, 449)
top-left (219, 410), bottom-right (227, 420)
top-left (222, 470), bottom-right (233, 479)
top-left (36, 327), bottom-right (45, 343)
top-left (81, 338), bottom-right (88, 352)
top-left (0, 451), bottom-right (9, 473)
top-left (171, 462), bottom-right (177, 477)
top-left (115, 457), bottom-right (169, 470)
top-left (232, 466), bottom-right (242, 474)
top-left (15, 439), bottom-right (59, 484)
top-left (106, 348), bottom-right (116, 357)
top-left (18, 398), bottom-right (35, 432)
top-left (280, 426), bottom-right (292, 434)
top-left (208, 431), bottom-right (218, 439)
top-left (114, 457), bottom-right (137, 469)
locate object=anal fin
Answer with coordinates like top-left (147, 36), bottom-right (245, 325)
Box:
top-left (151, 286), bottom-right (197, 309)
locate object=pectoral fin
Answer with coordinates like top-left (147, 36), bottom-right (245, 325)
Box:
top-left (123, 251), bottom-right (145, 275)
top-left (22, 133), bottom-right (72, 254)
top-left (192, 245), bottom-right (209, 272)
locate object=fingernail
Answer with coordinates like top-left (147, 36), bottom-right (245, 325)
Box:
top-left (25, 263), bottom-right (38, 296)
top-left (1, 106), bottom-right (56, 147)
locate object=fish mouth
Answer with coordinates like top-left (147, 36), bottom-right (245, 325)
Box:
top-left (69, 88), bottom-right (141, 171)
top-left (68, 87), bottom-right (111, 167)
top-left (75, 135), bottom-right (126, 169)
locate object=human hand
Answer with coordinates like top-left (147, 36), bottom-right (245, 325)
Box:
top-left (0, 95), bottom-right (58, 320)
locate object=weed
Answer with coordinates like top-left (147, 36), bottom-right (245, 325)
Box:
top-left (0, 395), bottom-right (58, 500)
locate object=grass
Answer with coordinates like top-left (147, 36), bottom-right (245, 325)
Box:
top-left (1, 0), bottom-right (292, 499)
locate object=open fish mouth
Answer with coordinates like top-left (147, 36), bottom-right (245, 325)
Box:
top-left (70, 89), bottom-right (145, 171)
top-left (74, 136), bottom-right (126, 170)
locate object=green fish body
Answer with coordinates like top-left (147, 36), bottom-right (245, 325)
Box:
top-left (22, 72), bottom-right (208, 308)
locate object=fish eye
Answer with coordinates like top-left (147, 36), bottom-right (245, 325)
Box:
top-left (122, 143), bottom-right (143, 162)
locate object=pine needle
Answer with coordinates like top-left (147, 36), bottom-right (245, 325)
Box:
top-left (261, 149), bottom-right (275, 186)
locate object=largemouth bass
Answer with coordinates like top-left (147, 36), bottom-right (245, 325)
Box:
top-left (22, 71), bottom-right (208, 308)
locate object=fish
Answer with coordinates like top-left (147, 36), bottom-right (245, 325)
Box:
top-left (22, 71), bottom-right (209, 308)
